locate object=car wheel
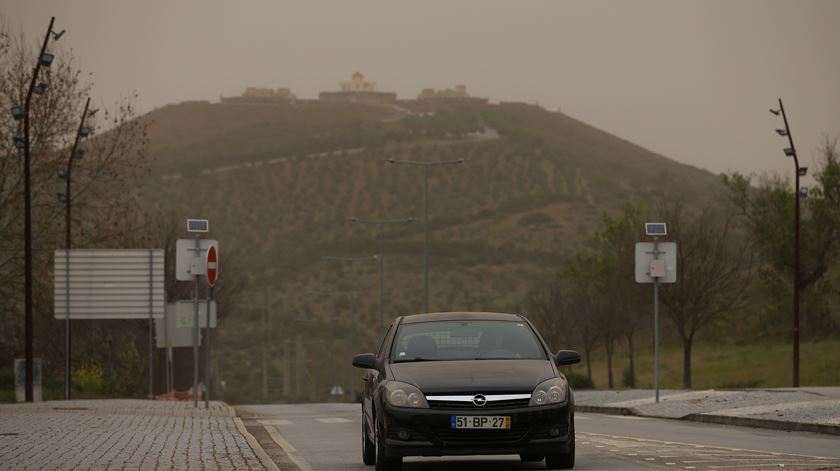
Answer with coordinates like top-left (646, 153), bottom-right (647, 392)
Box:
top-left (375, 422), bottom-right (402, 471)
top-left (545, 417), bottom-right (575, 469)
top-left (362, 410), bottom-right (376, 465)
top-left (520, 453), bottom-right (545, 462)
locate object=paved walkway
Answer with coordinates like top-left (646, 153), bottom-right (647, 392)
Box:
top-left (0, 400), bottom-right (267, 470)
top-left (575, 387), bottom-right (840, 434)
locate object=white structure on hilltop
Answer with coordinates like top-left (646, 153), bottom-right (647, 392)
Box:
top-left (340, 72), bottom-right (377, 92)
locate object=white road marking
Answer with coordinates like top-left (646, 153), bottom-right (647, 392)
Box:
top-left (315, 417), bottom-right (352, 424)
top-left (264, 425), bottom-right (313, 471)
top-left (258, 419), bottom-right (293, 426)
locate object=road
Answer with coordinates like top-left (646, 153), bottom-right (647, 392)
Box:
top-left (235, 403), bottom-right (840, 471)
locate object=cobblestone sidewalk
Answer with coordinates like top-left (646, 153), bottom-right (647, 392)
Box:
top-left (0, 400), bottom-right (266, 470)
top-left (575, 387), bottom-right (840, 434)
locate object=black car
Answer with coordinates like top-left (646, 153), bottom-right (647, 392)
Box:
top-left (352, 312), bottom-right (581, 471)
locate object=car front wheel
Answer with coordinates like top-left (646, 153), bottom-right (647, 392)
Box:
top-left (362, 410), bottom-right (376, 465)
top-left (375, 421), bottom-right (402, 471)
top-left (545, 417), bottom-right (575, 469)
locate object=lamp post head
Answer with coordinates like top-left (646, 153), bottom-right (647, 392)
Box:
top-left (13, 137), bottom-right (25, 150)
top-left (784, 148), bottom-right (796, 157)
top-left (799, 187), bottom-right (808, 198)
top-left (73, 149), bottom-right (85, 160)
top-left (769, 108), bottom-right (781, 116)
top-left (33, 83), bottom-right (48, 95)
top-left (57, 192), bottom-right (66, 203)
top-left (57, 169), bottom-right (67, 179)
top-left (775, 129), bottom-right (788, 137)
top-left (88, 108), bottom-right (99, 117)
top-left (79, 126), bottom-right (92, 138)
top-left (51, 29), bottom-right (65, 41)
top-left (38, 53), bottom-right (55, 67)
top-left (11, 106), bottom-right (25, 121)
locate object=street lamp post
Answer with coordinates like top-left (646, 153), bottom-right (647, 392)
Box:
top-left (347, 217), bottom-right (414, 338)
top-left (308, 288), bottom-right (359, 401)
top-left (384, 159), bottom-right (463, 313)
top-left (59, 96), bottom-right (93, 400)
top-left (15, 17), bottom-right (60, 402)
top-left (770, 98), bottom-right (803, 388)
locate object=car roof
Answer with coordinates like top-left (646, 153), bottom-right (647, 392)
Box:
top-left (399, 312), bottom-right (525, 324)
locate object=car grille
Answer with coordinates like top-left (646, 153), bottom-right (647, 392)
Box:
top-left (427, 398), bottom-right (531, 410)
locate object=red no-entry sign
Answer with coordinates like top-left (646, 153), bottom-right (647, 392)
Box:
top-left (206, 245), bottom-right (218, 287)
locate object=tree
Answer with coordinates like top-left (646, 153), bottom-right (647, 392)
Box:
top-left (0, 19), bottom-right (148, 386)
top-left (588, 204), bottom-right (647, 387)
top-left (724, 140), bottom-right (840, 295)
top-left (658, 201), bottom-right (757, 388)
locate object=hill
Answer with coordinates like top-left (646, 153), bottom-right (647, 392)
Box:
top-left (138, 98), bottom-right (724, 402)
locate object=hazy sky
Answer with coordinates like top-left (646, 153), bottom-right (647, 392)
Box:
top-left (5, 0), bottom-right (840, 180)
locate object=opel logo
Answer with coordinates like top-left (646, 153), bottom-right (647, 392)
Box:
top-left (472, 394), bottom-right (487, 406)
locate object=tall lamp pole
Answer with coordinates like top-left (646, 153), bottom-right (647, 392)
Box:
top-left (770, 98), bottom-right (804, 388)
top-left (347, 217), bottom-right (414, 338)
top-left (384, 159), bottom-right (463, 313)
top-left (308, 288), bottom-right (358, 401)
top-left (12, 17), bottom-right (62, 402)
top-left (59, 97), bottom-right (94, 400)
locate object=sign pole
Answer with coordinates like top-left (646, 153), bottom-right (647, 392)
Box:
top-left (164, 303), bottom-right (171, 393)
top-left (653, 237), bottom-right (660, 404)
top-left (149, 249), bottom-right (155, 399)
top-left (205, 286), bottom-right (212, 408)
top-left (193, 234), bottom-right (200, 408)
top-left (64, 250), bottom-right (70, 399)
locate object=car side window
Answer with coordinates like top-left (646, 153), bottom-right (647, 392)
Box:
top-left (377, 324), bottom-right (393, 359)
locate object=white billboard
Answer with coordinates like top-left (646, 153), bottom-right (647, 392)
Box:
top-left (54, 249), bottom-right (165, 319)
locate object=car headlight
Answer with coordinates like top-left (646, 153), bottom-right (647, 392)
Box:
top-left (529, 377), bottom-right (568, 407)
top-left (384, 381), bottom-right (429, 408)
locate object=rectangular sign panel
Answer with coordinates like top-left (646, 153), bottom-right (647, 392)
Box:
top-left (635, 242), bottom-right (677, 284)
top-left (54, 249), bottom-right (165, 319)
top-left (155, 303), bottom-right (201, 348)
top-left (174, 300), bottom-right (217, 328)
top-left (175, 239), bottom-right (218, 281)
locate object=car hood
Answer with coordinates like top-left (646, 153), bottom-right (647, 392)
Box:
top-left (388, 359), bottom-right (555, 394)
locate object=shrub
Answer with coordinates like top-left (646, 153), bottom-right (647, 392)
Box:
top-left (566, 372), bottom-right (594, 390)
top-left (73, 363), bottom-right (105, 395)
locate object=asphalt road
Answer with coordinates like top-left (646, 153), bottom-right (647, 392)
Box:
top-left (235, 403), bottom-right (840, 471)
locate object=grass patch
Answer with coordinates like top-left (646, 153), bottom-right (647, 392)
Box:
top-left (575, 339), bottom-right (840, 389)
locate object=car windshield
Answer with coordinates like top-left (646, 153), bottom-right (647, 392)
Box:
top-left (391, 320), bottom-right (546, 362)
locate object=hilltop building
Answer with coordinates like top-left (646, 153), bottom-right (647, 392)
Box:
top-left (417, 85), bottom-right (488, 104)
top-left (220, 87), bottom-right (297, 104)
top-left (319, 72), bottom-right (397, 104)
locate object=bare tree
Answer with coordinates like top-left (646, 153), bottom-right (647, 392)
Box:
top-left (658, 201), bottom-right (757, 388)
top-left (0, 19), bottom-right (148, 375)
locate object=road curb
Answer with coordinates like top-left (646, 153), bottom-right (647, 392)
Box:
top-left (576, 404), bottom-right (840, 436)
top-left (575, 404), bottom-right (637, 416)
top-left (234, 417), bottom-right (281, 471)
top-left (682, 413), bottom-right (840, 436)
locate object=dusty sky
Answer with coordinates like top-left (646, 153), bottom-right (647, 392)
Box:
top-left (5, 0), bottom-right (840, 180)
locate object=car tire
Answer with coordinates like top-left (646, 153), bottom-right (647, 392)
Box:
top-left (545, 417), bottom-right (575, 469)
top-left (520, 453), bottom-right (545, 462)
top-left (375, 422), bottom-right (402, 471)
top-left (362, 411), bottom-right (376, 465)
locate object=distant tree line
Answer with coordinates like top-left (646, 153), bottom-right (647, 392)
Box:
top-left (524, 141), bottom-right (840, 389)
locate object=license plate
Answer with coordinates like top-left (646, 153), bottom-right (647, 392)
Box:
top-left (450, 416), bottom-right (511, 429)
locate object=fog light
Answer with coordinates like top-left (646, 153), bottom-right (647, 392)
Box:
top-left (398, 430), bottom-right (410, 440)
top-left (549, 425), bottom-right (561, 437)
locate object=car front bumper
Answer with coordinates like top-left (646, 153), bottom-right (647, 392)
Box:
top-left (379, 401), bottom-right (572, 458)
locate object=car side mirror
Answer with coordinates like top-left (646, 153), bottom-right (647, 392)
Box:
top-left (554, 350), bottom-right (581, 366)
top-left (352, 353), bottom-right (377, 369)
